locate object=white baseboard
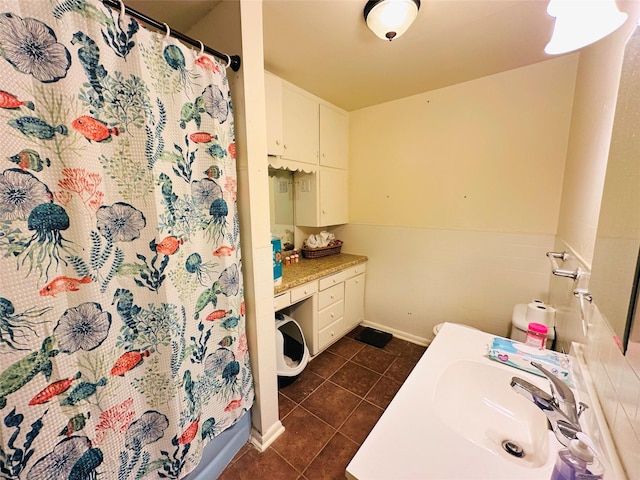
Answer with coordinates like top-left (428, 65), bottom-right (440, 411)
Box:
top-left (249, 421), bottom-right (285, 452)
top-left (360, 320), bottom-right (431, 347)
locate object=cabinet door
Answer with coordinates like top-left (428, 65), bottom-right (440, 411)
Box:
top-left (320, 104), bottom-right (348, 169)
top-left (319, 167), bottom-right (348, 226)
top-left (294, 171), bottom-right (319, 227)
top-left (282, 85), bottom-right (319, 165)
top-left (344, 273), bottom-right (365, 331)
top-left (265, 72), bottom-right (283, 156)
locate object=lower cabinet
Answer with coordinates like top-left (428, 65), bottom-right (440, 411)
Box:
top-left (344, 272), bottom-right (366, 332)
top-left (313, 263), bottom-right (366, 354)
top-left (318, 282), bottom-right (345, 352)
top-left (275, 263), bottom-right (366, 356)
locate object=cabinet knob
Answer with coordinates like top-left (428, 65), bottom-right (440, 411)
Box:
top-left (330, 313), bottom-right (334, 318)
top-left (276, 140), bottom-right (281, 145)
top-left (330, 294), bottom-right (334, 299)
top-left (284, 144), bottom-right (288, 149)
top-left (330, 331), bottom-right (335, 337)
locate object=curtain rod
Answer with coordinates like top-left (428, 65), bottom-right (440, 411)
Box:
top-left (101, 0), bottom-right (241, 72)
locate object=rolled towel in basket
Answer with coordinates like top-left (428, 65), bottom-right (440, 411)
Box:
top-left (305, 234), bottom-right (321, 248)
top-left (305, 231), bottom-right (336, 248)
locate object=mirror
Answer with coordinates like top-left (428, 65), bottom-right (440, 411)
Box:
top-left (268, 167), bottom-right (295, 250)
top-left (589, 26), bottom-right (640, 369)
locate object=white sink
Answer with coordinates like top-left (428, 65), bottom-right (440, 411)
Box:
top-left (434, 359), bottom-right (550, 468)
top-left (347, 323), bottom-right (565, 480)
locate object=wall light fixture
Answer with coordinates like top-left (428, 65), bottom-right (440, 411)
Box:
top-left (545, 0), bottom-right (628, 54)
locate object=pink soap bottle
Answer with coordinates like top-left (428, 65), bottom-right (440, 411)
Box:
top-left (525, 322), bottom-right (548, 349)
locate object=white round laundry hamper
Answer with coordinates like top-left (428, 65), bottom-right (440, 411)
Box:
top-left (275, 313), bottom-right (310, 387)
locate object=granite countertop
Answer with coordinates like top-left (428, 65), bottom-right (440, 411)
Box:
top-left (274, 253), bottom-right (368, 295)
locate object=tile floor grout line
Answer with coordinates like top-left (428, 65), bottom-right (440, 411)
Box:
top-left (271, 444), bottom-right (306, 476)
top-left (286, 403), bottom-right (340, 474)
top-left (325, 376), bottom-right (382, 409)
top-left (220, 331), bottom-right (427, 479)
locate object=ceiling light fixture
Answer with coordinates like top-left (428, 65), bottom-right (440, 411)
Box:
top-left (364, 0), bottom-right (421, 41)
top-left (545, 0), bottom-right (628, 54)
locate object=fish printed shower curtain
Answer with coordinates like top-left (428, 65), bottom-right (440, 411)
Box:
top-left (0, 1), bottom-right (253, 478)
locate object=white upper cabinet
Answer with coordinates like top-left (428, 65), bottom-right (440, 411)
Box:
top-left (295, 167), bottom-right (348, 227)
top-left (282, 85), bottom-right (319, 165)
top-left (319, 167), bottom-right (348, 226)
top-left (319, 104), bottom-right (348, 170)
top-left (265, 72), bottom-right (349, 227)
top-left (265, 72), bottom-right (283, 157)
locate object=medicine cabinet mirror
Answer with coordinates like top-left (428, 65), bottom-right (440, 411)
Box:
top-left (589, 25), bottom-right (640, 373)
top-left (268, 167), bottom-right (295, 250)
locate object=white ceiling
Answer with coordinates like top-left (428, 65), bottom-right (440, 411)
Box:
top-left (127, 0), bottom-right (563, 111)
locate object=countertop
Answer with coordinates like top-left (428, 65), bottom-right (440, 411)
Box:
top-left (346, 324), bottom-right (618, 480)
top-left (274, 253), bottom-right (368, 295)
top-left (346, 323), bottom-right (561, 480)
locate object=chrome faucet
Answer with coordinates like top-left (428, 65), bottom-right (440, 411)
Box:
top-left (510, 361), bottom-right (588, 446)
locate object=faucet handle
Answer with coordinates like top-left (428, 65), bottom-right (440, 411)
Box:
top-left (530, 361), bottom-right (576, 414)
top-left (577, 401), bottom-right (589, 419)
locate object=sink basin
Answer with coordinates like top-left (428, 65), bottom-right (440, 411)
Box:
top-left (347, 323), bottom-right (564, 479)
top-left (434, 359), bottom-right (550, 468)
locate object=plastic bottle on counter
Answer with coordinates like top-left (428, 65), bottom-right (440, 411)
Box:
top-left (549, 434), bottom-right (603, 480)
top-left (271, 236), bottom-right (282, 286)
top-left (525, 322), bottom-right (548, 349)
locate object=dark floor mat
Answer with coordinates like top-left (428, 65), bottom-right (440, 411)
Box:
top-left (355, 327), bottom-right (392, 348)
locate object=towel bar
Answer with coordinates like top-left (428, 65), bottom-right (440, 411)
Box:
top-left (546, 251), bottom-right (581, 280)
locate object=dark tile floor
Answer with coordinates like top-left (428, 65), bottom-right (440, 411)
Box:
top-left (218, 326), bottom-right (427, 480)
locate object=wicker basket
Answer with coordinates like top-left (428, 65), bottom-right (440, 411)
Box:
top-left (301, 242), bottom-right (342, 259)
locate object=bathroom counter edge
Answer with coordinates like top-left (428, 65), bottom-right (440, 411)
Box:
top-left (274, 253), bottom-right (368, 294)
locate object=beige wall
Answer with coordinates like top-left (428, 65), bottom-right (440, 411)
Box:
top-left (349, 55), bottom-right (578, 234)
top-left (549, 6), bottom-right (640, 476)
top-left (338, 56), bottom-right (578, 342)
top-left (555, 32), bottom-right (631, 264)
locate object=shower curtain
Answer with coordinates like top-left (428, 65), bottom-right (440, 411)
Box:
top-left (0, 1), bottom-right (253, 478)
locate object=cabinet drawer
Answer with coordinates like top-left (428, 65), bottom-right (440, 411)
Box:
top-left (318, 283), bottom-right (344, 310)
top-left (290, 281), bottom-right (317, 303)
top-left (319, 299), bottom-right (344, 330)
top-left (319, 271), bottom-right (347, 291)
top-left (344, 263), bottom-right (366, 279)
top-left (319, 317), bottom-right (345, 350)
top-left (274, 292), bottom-right (290, 311)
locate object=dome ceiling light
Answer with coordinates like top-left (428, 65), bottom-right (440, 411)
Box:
top-left (545, 0), bottom-right (628, 54)
top-left (364, 0), bottom-right (421, 41)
